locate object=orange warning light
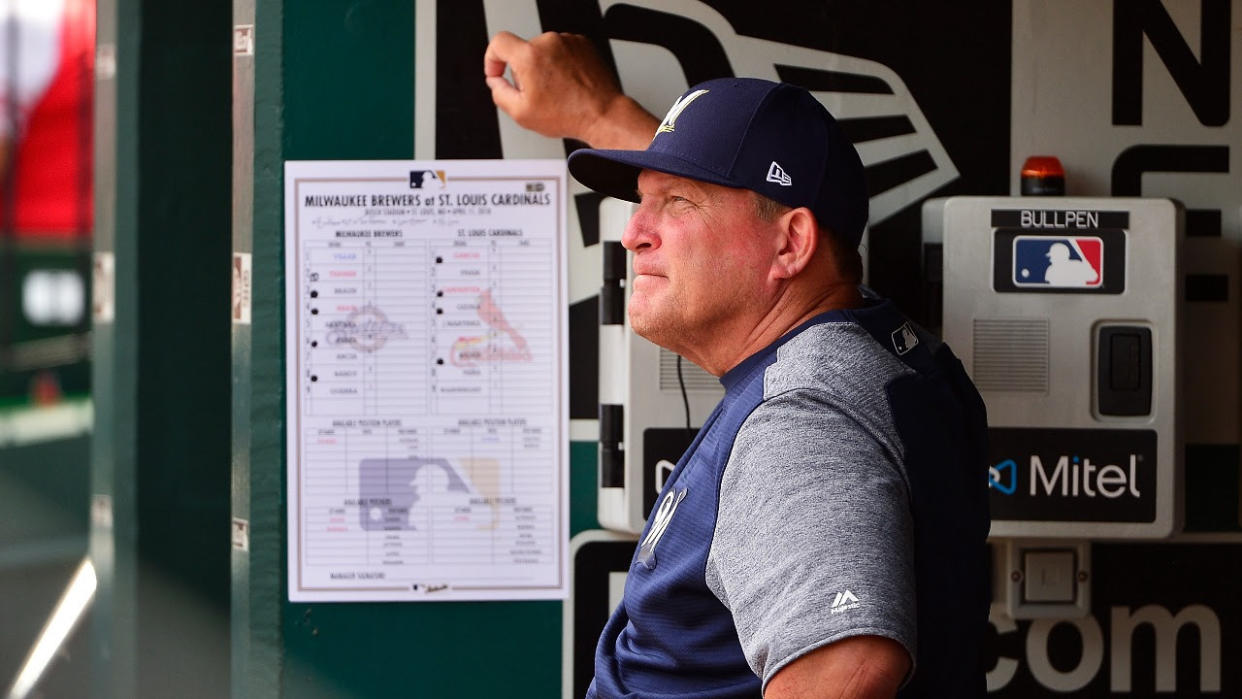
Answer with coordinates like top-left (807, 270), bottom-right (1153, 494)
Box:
top-left (1020, 156), bottom-right (1066, 195)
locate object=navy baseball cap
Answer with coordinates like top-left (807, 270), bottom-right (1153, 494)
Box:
top-left (567, 77), bottom-right (868, 246)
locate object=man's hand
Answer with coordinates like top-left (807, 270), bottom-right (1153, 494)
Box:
top-left (483, 31), bottom-right (658, 149)
top-left (765, 635), bottom-right (910, 699)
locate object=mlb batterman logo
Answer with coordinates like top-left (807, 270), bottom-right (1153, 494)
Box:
top-left (1012, 236), bottom-right (1103, 288)
top-left (409, 169), bottom-right (446, 189)
top-left (890, 322), bottom-right (919, 355)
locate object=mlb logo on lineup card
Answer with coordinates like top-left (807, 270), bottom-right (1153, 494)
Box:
top-left (1012, 236), bottom-right (1103, 288)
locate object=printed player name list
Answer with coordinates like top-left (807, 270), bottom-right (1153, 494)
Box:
top-left (284, 160), bottom-right (568, 602)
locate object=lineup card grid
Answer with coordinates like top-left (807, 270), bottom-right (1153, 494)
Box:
top-left (284, 160), bottom-right (569, 602)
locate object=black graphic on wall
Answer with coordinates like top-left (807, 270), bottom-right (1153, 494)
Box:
top-left (432, 0), bottom-right (1012, 417)
top-left (987, 542), bottom-right (1238, 695)
top-left (604, 4), bottom-right (733, 84)
top-left (1112, 0), bottom-right (1231, 127)
top-left (1111, 144), bottom-right (1230, 301)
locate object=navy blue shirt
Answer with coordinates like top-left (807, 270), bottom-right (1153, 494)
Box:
top-left (589, 300), bottom-right (990, 697)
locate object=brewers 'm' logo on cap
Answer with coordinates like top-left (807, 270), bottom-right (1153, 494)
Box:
top-left (655, 89), bottom-right (709, 136)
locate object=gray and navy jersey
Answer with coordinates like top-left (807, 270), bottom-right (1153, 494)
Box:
top-left (588, 299), bottom-right (990, 698)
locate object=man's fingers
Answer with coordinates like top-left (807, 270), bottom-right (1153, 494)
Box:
top-left (485, 75), bottom-right (517, 97)
top-left (486, 75), bottom-right (521, 112)
top-left (483, 30), bottom-right (526, 76)
top-left (483, 55), bottom-right (507, 78)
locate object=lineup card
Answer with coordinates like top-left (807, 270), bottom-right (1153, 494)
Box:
top-left (284, 160), bottom-right (568, 602)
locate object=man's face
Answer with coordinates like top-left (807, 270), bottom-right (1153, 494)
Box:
top-left (621, 170), bottom-right (779, 357)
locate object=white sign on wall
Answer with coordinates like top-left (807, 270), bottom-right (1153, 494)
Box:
top-left (284, 159), bottom-right (569, 602)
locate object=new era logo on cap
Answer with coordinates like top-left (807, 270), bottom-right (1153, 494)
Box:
top-left (766, 161), bottom-right (791, 187)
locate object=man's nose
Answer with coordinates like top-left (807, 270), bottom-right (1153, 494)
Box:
top-left (621, 208), bottom-right (657, 252)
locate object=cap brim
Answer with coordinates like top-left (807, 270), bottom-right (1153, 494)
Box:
top-left (567, 147), bottom-right (744, 203)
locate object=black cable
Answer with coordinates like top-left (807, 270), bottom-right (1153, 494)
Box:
top-left (676, 354), bottom-right (690, 430)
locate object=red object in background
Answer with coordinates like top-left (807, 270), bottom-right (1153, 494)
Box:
top-left (29, 370), bottom-right (63, 405)
top-left (1019, 155), bottom-right (1066, 196)
top-left (0, 0), bottom-right (94, 239)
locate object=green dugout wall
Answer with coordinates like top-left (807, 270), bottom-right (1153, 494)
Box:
top-left (82, 0), bottom-right (1242, 697)
top-left (87, 0), bottom-right (587, 696)
top-left (90, 0), bottom-right (231, 696)
top-left (229, 1), bottom-right (586, 697)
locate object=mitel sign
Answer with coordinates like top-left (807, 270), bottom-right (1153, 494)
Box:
top-left (988, 428), bottom-right (1157, 523)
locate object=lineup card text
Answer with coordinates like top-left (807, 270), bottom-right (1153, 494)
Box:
top-left (284, 160), bottom-right (568, 602)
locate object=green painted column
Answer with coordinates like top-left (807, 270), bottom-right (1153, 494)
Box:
top-left (231, 0), bottom-right (281, 695)
top-left (89, 0), bottom-right (136, 693)
top-left (90, 0), bottom-right (233, 696)
top-left (232, 2), bottom-right (601, 696)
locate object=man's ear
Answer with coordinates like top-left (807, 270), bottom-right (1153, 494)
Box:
top-left (771, 207), bottom-right (819, 280)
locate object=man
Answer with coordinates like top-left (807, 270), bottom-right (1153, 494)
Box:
top-left (486, 33), bottom-right (990, 698)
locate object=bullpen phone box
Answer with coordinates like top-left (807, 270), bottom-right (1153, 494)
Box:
top-left (933, 197), bottom-right (1183, 539)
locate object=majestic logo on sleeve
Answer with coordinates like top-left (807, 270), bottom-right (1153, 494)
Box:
top-left (655, 88), bottom-right (710, 136)
top-left (1013, 236), bottom-right (1103, 288)
top-left (637, 486), bottom-right (687, 566)
top-left (830, 590), bottom-right (861, 614)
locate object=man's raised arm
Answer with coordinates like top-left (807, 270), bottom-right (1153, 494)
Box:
top-left (483, 31), bottom-right (659, 149)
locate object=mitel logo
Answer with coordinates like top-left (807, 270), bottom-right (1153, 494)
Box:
top-left (989, 459), bottom-right (1017, 495)
top-left (990, 453), bottom-right (1145, 499)
top-left (988, 428), bottom-right (1156, 523)
top-left (1029, 453), bottom-right (1142, 499)
top-left (1013, 236), bottom-right (1103, 288)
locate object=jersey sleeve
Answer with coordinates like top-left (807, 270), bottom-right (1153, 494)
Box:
top-left (705, 386), bottom-right (917, 689)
